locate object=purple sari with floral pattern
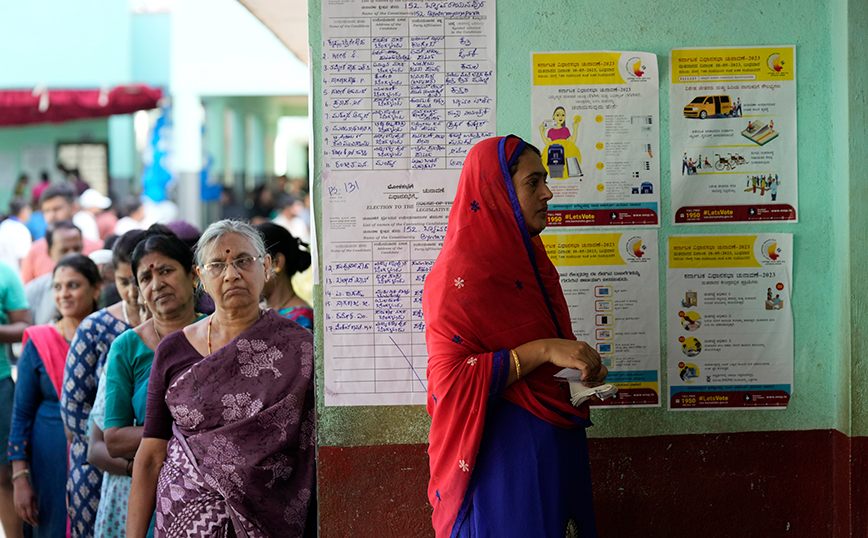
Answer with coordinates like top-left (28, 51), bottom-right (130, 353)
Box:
top-left (154, 310), bottom-right (315, 537)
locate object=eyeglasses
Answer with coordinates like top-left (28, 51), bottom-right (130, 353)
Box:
top-left (201, 256), bottom-right (262, 278)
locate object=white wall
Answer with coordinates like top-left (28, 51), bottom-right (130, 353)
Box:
top-left (170, 0), bottom-right (308, 96)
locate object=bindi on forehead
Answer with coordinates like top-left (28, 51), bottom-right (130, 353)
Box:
top-left (150, 264), bottom-right (155, 268)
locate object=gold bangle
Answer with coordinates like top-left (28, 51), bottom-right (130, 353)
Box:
top-left (510, 349), bottom-right (521, 380)
top-left (11, 469), bottom-right (29, 482)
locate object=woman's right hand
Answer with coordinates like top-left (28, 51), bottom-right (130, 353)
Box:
top-left (542, 339), bottom-right (606, 382)
top-left (13, 477), bottom-right (38, 526)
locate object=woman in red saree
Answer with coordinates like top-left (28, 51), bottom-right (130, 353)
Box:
top-left (127, 220), bottom-right (314, 538)
top-left (423, 136), bottom-right (607, 537)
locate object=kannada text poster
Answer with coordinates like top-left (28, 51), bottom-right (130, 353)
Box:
top-left (670, 46), bottom-right (797, 224)
top-left (542, 230), bottom-right (661, 407)
top-left (667, 234), bottom-right (793, 410)
top-left (532, 51), bottom-right (660, 228)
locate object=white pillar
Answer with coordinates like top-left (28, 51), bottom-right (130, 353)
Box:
top-left (172, 92), bottom-right (203, 228)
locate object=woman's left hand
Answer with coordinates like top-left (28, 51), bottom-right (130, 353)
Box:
top-left (13, 477), bottom-right (38, 526)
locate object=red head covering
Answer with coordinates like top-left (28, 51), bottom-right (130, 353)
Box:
top-left (423, 136), bottom-right (589, 536)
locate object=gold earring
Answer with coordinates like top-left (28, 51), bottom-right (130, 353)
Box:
top-left (143, 300), bottom-right (147, 306)
top-left (275, 268), bottom-right (281, 274)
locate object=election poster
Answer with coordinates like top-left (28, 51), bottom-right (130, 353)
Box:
top-left (542, 230), bottom-right (661, 407)
top-left (532, 51), bottom-right (660, 228)
top-left (670, 46), bottom-right (797, 224)
top-left (667, 234), bottom-right (793, 410)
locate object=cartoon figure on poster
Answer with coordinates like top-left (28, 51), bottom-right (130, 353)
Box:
top-left (681, 291), bottom-right (697, 308)
top-left (538, 106), bottom-right (583, 180)
top-left (765, 287), bottom-right (784, 310)
top-left (745, 173), bottom-right (780, 200)
top-left (681, 336), bottom-right (702, 357)
top-left (679, 310), bottom-right (701, 331)
top-left (679, 362), bottom-right (699, 383)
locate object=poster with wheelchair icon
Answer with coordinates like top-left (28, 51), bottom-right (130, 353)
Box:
top-left (669, 45), bottom-right (797, 224)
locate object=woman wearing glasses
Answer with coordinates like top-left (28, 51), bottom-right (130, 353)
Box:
top-left (127, 220), bottom-right (315, 538)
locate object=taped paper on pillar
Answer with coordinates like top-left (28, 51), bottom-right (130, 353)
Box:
top-left (320, 0), bottom-right (497, 406)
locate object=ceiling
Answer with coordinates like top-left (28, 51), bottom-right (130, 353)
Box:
top-left (236, 0), bottom-right (309, 65)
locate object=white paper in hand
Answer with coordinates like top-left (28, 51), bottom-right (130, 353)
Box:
top-left (553, 368), bottom-right (618, 406)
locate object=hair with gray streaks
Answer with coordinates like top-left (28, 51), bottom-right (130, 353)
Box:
top-left (194, 219), bottom-right (267, 267)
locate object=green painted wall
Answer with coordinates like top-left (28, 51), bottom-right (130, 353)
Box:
top-left (310, 0), bottom-right (861, 446)
top-left (0, 0), bottom-right (131, 88)
top-left (845, 0), bottom-right (868, 438)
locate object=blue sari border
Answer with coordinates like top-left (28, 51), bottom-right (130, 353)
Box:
top-left (449, 348), bottom-right (511, 538)
top-left (496, 136), bottom-right (564, 339)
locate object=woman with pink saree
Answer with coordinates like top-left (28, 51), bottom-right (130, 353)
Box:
top-left (127, 220), bottom-right (315, 538)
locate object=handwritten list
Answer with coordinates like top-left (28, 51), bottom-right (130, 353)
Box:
top-left (321, 174), bottom-right (463, 406)
top-left (322, 0), bottom-right (496, 172)
top-left (324, 240), bottom-right (440, 399)
top-left (321, 0), bottom-right (495, 406)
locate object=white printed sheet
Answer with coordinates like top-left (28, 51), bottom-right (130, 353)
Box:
top-left (321, 0), bottom-right (496, 406)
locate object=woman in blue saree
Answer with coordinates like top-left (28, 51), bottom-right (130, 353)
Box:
top-left (11, 254), bottom-right (102, 538)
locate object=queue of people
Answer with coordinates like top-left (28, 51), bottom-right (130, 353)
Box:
top-left (0, 136), bottom-right (608, 537)
top-left (0, 172), bottom-right (315, 537)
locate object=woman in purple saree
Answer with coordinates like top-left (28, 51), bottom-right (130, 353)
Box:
top-left (127, 220), bottom-right (315, 538)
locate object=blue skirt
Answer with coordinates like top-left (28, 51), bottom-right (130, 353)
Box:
top-left (28, 402), bottom-right (68, 538)
top-left (456, 400), bottom-right (598, 538)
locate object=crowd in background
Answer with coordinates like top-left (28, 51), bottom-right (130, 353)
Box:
top-left (0, 171), bottom-right (315, 537)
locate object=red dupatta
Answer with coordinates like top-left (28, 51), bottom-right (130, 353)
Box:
top-left (22, 325), bottom-right (69, 400)
top-left (423, 136), bottom-right (589, 537)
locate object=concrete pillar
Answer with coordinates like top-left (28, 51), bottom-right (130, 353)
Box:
top-left (245, 113), bottom-right (265, 188)
top-left (108, 114), bottom-right (135, 199)
top-left (172, 92), bottom-right (203, 228)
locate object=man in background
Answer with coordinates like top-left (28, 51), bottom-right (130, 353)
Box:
top-left (25, 221), bottom-right (83, 325)
top-left (19, 183), bottom-right (101, 284)
top-left (0, 198), bottom-right (33, 277)
top-left (272, 193), bottom-right (310, 244)
top-left (114, 197), bottom-right (148, 236)
top-left (74, 188), bottom-right (109, 242)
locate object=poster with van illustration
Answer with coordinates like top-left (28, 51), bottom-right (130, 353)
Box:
top-left (669, 46), bottom-right (797, 224)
